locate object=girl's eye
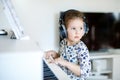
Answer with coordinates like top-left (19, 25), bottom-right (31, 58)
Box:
top-left (71, 27), bottom-right (76, 30)
top-left (80, 27), bottom-right (83, 30)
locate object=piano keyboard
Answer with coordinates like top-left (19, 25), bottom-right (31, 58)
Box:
top-left (43, 58), bottom-right (71, 80)
top-left (43, 60), bottom-right (58, 80)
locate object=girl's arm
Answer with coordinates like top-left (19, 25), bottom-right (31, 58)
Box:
top-left (55, 50), bottom-right (91, 77)
top-left (55, 58), bottom-right (81, 76)
top-left (65, 61), bottom-right (81, 76)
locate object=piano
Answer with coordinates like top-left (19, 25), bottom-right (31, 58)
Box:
top-left (0, 39), bottom-right (70, 80)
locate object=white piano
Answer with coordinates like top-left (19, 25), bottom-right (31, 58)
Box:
top-left (0, 39), bottom-right (70, 80)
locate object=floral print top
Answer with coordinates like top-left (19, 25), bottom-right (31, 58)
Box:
top-left (58, 39), bottom-right (91, 80)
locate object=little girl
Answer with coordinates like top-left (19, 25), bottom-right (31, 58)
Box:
top-left (45, 9), bottom-right (91, 80)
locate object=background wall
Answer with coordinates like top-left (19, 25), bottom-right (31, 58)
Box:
top-left (0, 0), bottom-right (120, 51)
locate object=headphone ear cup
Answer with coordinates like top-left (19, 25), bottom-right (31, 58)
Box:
top-left (84, 22), bottom-right (89, 34)
top-left (59, 24), bottom-right (67, 39)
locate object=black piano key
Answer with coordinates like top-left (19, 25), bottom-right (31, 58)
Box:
top-left (43, 60), bottom-right (58, 80)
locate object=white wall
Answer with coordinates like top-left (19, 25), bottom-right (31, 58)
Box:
top-left (0, 1), bottom-right (11, 29)
top-left (1, 0), bottom-right (120, 51)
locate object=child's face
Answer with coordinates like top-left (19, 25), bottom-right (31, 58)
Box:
top-left (66, 18), bottom-right (84, 44)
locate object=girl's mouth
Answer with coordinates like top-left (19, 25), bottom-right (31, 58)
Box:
top-left (74, 36), bottom-right (79, 39)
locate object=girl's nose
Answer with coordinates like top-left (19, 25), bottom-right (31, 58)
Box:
top-left (75, 30), bottom-right (80, 34)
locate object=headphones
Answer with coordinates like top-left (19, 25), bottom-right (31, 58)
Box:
top-left (59, 9), bottom-right (89, 40)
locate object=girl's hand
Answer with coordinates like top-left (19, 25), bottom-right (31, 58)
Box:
top-left (44, 50), bottom-right (56, 58)
top-left (44, 50), bottom-right (57, 63)
top-left (55, 57), bottom-right (68, 67)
